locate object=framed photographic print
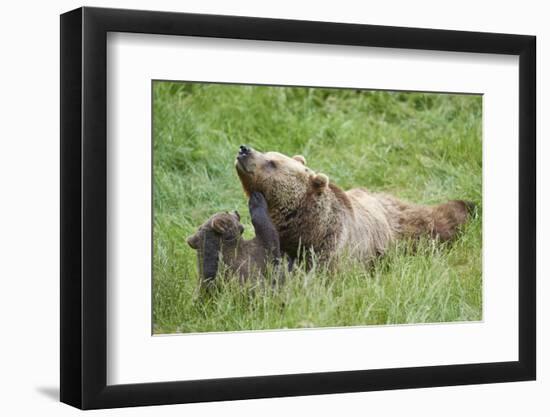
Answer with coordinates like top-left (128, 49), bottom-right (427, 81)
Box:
top-left (60, 6), bottom-right (536, 409)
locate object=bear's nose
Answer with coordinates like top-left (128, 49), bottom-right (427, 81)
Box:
top-left (239, 145), bottom-right (250, 156)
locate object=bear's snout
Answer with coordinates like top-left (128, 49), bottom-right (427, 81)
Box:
top-left (239, 145), bottom-right (251, 156)
top-left (235, 145), bottom-right (256, 175)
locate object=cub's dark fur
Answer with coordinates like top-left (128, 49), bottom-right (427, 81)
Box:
top-left (187, 192), bottom-right (280, 285)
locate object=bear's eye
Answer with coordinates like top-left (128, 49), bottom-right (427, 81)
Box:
top-left (268, 160), bottom-right (277, 169)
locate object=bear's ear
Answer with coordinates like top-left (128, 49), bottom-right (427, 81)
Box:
top-left (292, 155), bottom-right (307, 165)
top-left (310, 173), bottom-right (329, 191)
top-left (187, 233), bottom-right (200, 249)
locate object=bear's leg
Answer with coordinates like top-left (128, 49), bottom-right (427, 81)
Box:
top-left (249, 191), bottom-right (281, 261)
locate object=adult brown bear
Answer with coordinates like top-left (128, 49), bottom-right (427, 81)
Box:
top-left (235, 145), bottom-right (473, 263)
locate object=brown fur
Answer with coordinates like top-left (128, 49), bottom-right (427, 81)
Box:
top-left (187, 212), bottom-right (272, 283)
top-left (235, 148), bottom-right (474, 263)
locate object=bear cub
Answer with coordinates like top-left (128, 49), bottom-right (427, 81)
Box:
top-left (187, 192), bottom-right (281, 285)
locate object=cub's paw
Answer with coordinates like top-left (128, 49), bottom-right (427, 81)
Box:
top-left (249, 191), bottom-right (268, 211)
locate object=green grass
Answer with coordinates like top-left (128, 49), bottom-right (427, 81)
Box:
top-left (152, 81), bottom-right (482, 334)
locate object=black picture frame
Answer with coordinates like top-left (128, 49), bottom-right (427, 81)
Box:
top-left (60, 6), bottom-right (536, 410)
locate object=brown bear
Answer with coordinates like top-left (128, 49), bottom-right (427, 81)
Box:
top-left (235, 145), bottom-right (474, 263)
top-left (187, 191), bottom-right (281, 284)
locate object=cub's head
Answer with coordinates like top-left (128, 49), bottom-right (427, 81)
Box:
top-left (186, 211), bottom-right (244, 282)
top-left (235, 145), bottom-right (329, 210)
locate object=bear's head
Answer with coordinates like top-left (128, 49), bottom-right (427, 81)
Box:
top-left (187, 211), bottom-right (244, 282)
top-left (235, 145), bottom-right (329, 211)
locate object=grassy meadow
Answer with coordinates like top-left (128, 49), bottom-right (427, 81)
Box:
top-left (152, 81), bottom-right (482, 334)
